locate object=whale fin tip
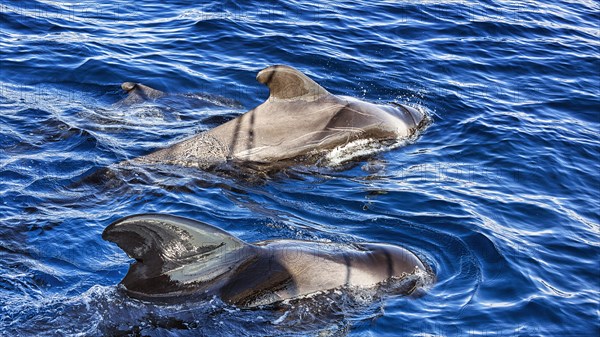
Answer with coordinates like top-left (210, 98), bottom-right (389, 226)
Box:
top-left (256, 65), bottom-right (329, 101)
top-left (121, 82), bottom-right (137, 92)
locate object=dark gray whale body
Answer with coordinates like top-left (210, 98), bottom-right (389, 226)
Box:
top-left (127, 65), bottom-right (426, 168)
top-left (103, 214), bottom-right (430, 308)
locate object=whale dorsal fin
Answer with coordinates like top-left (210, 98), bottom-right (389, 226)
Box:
top-left (117, 82), bottom-right (165, 106)
top-left (103, 214), bottom-right (251, 298)
top-left (256, 65), bottom-right (330, 101)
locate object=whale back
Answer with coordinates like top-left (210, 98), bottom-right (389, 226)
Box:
top-left (102, 214), bottom-right (253, 300)
top-left (130, 65), bottom-right (427, 167)
top-left (205, 65), bottom-right (425, 163)
top-left (103, 214), bottom-right (432, 307)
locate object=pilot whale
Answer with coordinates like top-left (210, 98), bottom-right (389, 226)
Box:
top-left (115, 81), bottom-right (242, 110)
top-left (103, 214), bottom-right (430, 308)
top-left (127, 65), bottom-right (426, 168)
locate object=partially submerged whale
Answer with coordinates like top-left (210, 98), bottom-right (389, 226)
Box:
top-left (118, 82), bottom-right (166, 105)
top-left (115, 81), bottom-right (243, 110)
top-left (103, 214), bottom-right (430, 308)
top-left (127, 65), bottom-right (427, 169)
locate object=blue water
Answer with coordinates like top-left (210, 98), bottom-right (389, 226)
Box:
top-left (1, 1), bottom-right (598, 336)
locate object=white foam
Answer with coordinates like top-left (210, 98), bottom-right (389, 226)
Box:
top-left (272, 310), bottom-right (290, 325)
top-left (322, 137), bottom-right (410, 167)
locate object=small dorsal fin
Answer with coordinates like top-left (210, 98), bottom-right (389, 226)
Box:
top-left (103, 214), bottom-right (251, 297)
top-left (121, 82), bottom-right (137, 92)
top-left (119, 82), bottom-right (165, 101)
top-left (256, 65), bottom-right (329, 101)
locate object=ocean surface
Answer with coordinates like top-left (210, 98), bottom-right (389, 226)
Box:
top-left (1, 1), bottom-right (598, 336)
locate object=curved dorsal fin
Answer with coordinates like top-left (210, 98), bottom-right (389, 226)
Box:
top-left (256, 65), bottom-right (329, 101)
top-left (117, 82), bottom-right (165, 106)
top-left (103, 214), bottom-right (250, 295)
